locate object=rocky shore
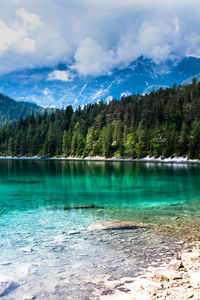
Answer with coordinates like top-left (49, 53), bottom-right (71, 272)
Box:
top-left (92, 243), bottom-right (200, 300)
top-left (88, 220), bottom-right (200, 300)
top-left (0, 219), bottom-right (199, 299)
top-left (0, 156), bottom-right (199, 164)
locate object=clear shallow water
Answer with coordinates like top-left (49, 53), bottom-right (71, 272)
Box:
top-left (0, 160), bottom-right (200, 299)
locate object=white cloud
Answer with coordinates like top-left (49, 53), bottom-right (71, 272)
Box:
top-left (48, 70), bottom-right (73, 82)
top-left (16, 8), bottom-right (41, 29)
top-left (174, 18), bottom-right (180, 34)
top-left (72, 37), bottom-right (115, 76)
top-left (0, 7), bottom-right (42, 56)
top-left (0, 18), bottom-right (35, 54)
top-left (0, 0), bottom-right (200, 75)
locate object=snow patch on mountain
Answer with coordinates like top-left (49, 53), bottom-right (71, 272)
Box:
top-left (0, 56), bottom-right (200, 108)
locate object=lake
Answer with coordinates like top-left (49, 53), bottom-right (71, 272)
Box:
top-left (0, 159), bottom-right (200, 299)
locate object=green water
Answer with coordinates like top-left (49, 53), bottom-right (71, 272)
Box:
top-left (0, 159), bottom-right (200, 299)
top-left (1, 159), bottom-right (200, 212)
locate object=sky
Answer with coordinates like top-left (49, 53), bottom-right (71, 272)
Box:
top-left (0, 0), bottom-right (200, 76)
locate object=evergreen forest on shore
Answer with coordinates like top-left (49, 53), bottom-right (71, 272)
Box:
top-left (0, 93), bottom-right (44, 126)
top-left (0, 81), bottom-right (200, 159)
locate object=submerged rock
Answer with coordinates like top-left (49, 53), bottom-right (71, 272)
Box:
top-left (88, 219), bottom-right (148, 231)
top-left (49, 204), bottom-right (103, 210)
top-left (64, 204), bottom-right (103, 210)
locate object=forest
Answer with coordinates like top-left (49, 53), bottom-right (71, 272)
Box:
top-left (0, 80), bottom-right (199, 159)
top-left (0, 93), bottom-right (44, 126)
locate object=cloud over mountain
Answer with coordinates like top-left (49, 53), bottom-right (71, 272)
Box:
top-left (0, 0), bottom-right (200, 75)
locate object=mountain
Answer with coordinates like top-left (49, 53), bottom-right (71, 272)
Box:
top-left (182, 73), bottom-right (200, 85)
top-left (0, 56), bottom-right (200, 108)
top-left (0, 93), bottom-right (44, 126)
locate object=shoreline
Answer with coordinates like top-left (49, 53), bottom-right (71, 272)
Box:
top-left (96, 241), bottom-right (200, 300)
top-left (0, 155), bottom-right (199, 164)
top-left (83, 220), bottom-right (200, 299)
top-left (89, 221), bottom-right (200, 299)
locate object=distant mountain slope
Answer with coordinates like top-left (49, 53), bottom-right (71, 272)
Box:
top-left (0, 56), bottom-right (200, 108)
top-left (182, 73), bottom-right (200, 85)
top-left (0, 93), bottom-right (44, 126)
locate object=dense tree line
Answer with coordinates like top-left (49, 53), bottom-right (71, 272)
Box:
top-left (0, 93), bottom-right (44, 126)
top-left (0, 81), bottom-right (200, 159)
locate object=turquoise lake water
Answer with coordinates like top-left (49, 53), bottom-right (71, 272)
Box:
top-left (0, 160), bottom-right (200, 299)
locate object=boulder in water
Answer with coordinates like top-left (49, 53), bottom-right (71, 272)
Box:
top-left (88, 219), bottom-right (148, 231)
top-left (64, 204), bottom-right (103, 210)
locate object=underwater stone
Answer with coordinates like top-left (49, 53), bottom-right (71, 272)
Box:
top-left (88, 219), bottom-right (148, 231)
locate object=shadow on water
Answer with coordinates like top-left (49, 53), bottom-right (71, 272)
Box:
top-left (3, 180), bottom-right (42, 184)
top-left (0, 282), bottom-right (20, 298)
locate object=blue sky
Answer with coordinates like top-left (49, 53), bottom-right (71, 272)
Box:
top-left (0, 0), bottom-right (200, 76)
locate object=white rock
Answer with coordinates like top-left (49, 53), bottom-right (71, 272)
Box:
top-left (88, 219), bottom-right (147, 231)
top-left (189, 271), bottom-right (200, 288)
top-left (22, 247), bottom-right (33, 253)
top-left (99, 278), bottom-right (161, 300)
